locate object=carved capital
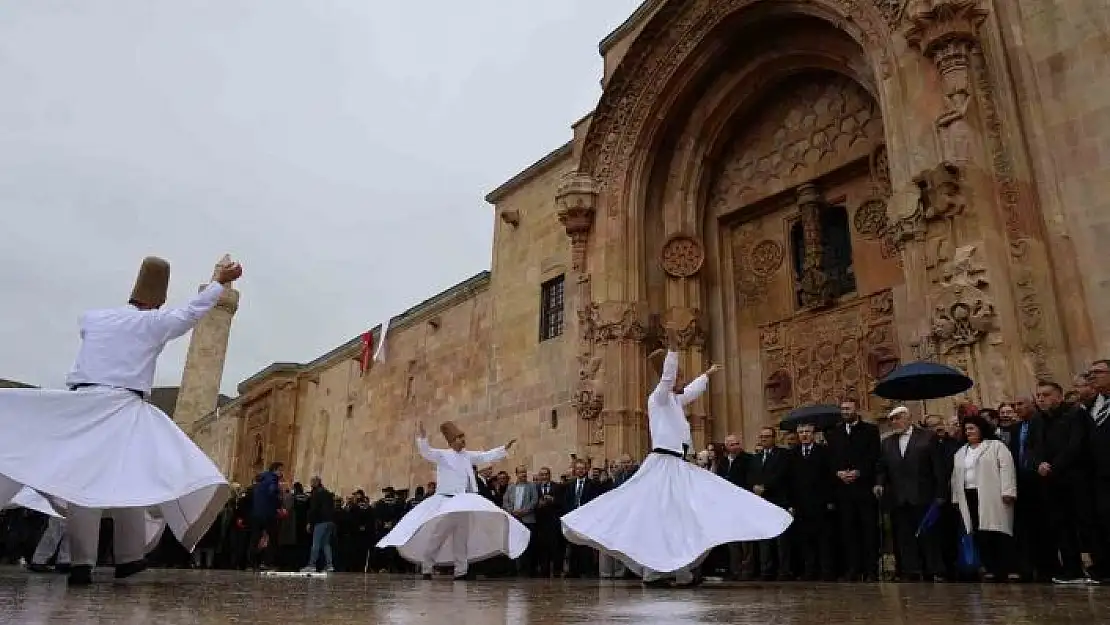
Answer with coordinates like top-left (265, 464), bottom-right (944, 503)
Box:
top-left (904, 0), bottom-right (987, 58)
top-left (556, 171), bottom-right (599, 272)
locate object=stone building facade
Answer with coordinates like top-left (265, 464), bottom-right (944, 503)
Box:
top-left (189, 0), bottom-right (1110, 494)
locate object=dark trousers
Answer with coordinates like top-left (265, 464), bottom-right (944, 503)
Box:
top-left (249, 517), bottom-right (280, 568)
top-left (567, 544), bottom-right (596, 577)
top-left (1013, 472), bottom-right (1053, 579)
top-left (964, 489), bottom-right (1015, 576)
top-left (758, 531), bottom-right (792, 578)
top-left (1041, 477), bottom-right (1088, 579)
top-left (837, 495), bottom-right (879, 578)
top-left (515, 523), bottom-right (536, 575)
top-left (533, 524), bottom-right (562, 577)
top-left (890, 502), bottom-right (944, 577)
top-left (792, 511), bottom-right (834, 579)
top-left (1093, 477), bottom-right (1110, 579)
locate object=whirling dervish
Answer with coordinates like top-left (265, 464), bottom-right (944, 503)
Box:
top-left (561, 343), bottom-right (793, 587)
top-left (376, 420), bottom-right (530, 580)
top-left (0, 255), bottom-right (241, 585)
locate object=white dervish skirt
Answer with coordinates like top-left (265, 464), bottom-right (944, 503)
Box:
top-left (561, 452), bottom-right (793, 574)
top-left (376, 492), bottom-right (530, 565)
top-left (0, 386), bottom-right (229, 552)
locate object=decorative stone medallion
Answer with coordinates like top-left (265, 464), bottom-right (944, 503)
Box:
top-left (660, 234), bottom-right (705, 278)
top-left (749, 240), bottom-right (785, 277)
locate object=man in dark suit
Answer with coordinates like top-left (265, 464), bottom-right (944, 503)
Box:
top-left (749, 426), bottom-right (792, 580)
top-left (1031, 380), bottom-right (1092, 583)
top-left (785, 422), bottom-right (836, 580)
top-left (562, 459), bottom-right (601, 577)
top-left (824, 398), bottom-right (881, 581)
top-left (875, 406), bottom-right (947, 581)
top-left (532, 467), bottom-right (564, 578)
top-left (1086, 361), bottom-right (1110, 582)
top-left (1004, 395), bottom-right (1051, 580)
top-left (715, 433), bottom-right (752, 580)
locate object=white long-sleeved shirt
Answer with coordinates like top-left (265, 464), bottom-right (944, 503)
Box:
top-left (65, 282), bottom-right (225, 395)
top-left (415, 436), bottom-right (508, 495)
top-left (648, 351), bottom-right (708, 454)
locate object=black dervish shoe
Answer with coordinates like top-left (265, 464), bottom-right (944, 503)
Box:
top-left (114, 559), bottom-right (147, 580)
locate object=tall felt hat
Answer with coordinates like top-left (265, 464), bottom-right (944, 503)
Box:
top-left (440, 421), bottom-right (465, 444)
top-left (130, 256), bottom-right (170, 307)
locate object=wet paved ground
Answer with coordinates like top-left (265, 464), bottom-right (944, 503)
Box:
top-left (0, 567), bottom-right (1106, 624)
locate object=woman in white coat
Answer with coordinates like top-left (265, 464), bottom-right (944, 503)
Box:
top-left (951, 414), bottom-right (1018, 581)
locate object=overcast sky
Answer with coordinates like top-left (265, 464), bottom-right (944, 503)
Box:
top-left (0, 0), bottom-right (643, 395)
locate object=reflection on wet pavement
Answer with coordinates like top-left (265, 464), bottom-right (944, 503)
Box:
top-left (0, 567), bottom-right (1105, 624)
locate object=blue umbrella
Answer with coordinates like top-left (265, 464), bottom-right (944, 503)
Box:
top-left (779, 404), bottom-right (841, 432)
top-left (872, 360), bottom-right (973, 401)
top-left (915, 500), bottom-right (943, 537)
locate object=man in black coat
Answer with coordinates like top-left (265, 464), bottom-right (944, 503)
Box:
top-left (716, 433), bottom-right (752, 580)
top-left (785, 422), bottom-right (836, 580)
top-left (875, 406), bottom-right (947, 581)
top-left (1086, 360), bottom-right (1110, 581)
top-left (562, 459), bottom-right (602, 578)
top-left (824, 398), bottom-right (881, 581)
top-left (1031, 380), bottom-right (1093, 583)
top-left (749, 426), bottom-right (792, 580)
top-left (533, 467), bottom-right (564, 578)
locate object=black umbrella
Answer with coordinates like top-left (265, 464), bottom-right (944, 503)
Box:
top-left (780, 404), bottom-right (841, 432)
top-left (872, 360), bottom-right (973, 401)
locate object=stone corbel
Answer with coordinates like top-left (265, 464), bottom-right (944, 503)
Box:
top-left (914, 161), bottom-right (967, 221)
top-left (555, 172), bottom-right (599, 273)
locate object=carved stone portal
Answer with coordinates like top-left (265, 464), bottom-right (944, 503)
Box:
top-left (760, 290), bottom-right (899, 416)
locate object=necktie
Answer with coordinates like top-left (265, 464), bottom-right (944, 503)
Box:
top-left (575, 480), bottom-right (583, 506)
top-left (1019, 422), bottom-right (1029, 468)
top-left (1096, 396), bottom-right (1110, 427)
top-left (762, 450), bottom-right (769, 465)
top-left (803, 445), bottom-right (810, 458)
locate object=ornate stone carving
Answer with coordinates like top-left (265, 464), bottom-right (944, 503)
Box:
top-left (915, 161), bottom-right (966, 221)
top-left (926, 245), bottom-right (998, 354)
top-left (731, 223), bottom-right (784, 307)
top-left (571, 353), bottom-right (604, 421)
top-left (873, 0), bottom-right (910, 27)
top-left (905, 1), bottom-right (988, 164)
top-left (555, 172), bottom-right (599, 273)
top-left (970, 47), bottom-right (1051, 378)
top-left (579, 301), bottom-right (649, 346)
top-left (660, 234), bottom-right (705, 278)
top-left (852, 145), bottom-right (900, 259)
top-left (712, 75), bottom-right (883, 210)
top-left (796, 184), bottom-right (836, 309)
top-left (749, 240), bottom-right (785, 277)
top-left (760, 291), bottom-right (899, 413)
top-left (582, 0), bottom-right (894, 215)
top-left (664, 307), bottom-right (707, 351)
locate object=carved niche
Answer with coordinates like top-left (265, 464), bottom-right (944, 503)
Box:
top-left (760, 290), bottom-right (899, 415)
top-left (710, 72), bottom-right (884, 213)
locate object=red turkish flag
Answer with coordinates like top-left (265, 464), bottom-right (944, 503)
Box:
top-left (359, 331), bottom-right (373, 375)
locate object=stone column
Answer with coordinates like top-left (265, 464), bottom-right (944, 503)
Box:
top-left (795, 183), bottom-right (832, 309)
top-left (174, 264), bottom-right (240, 430)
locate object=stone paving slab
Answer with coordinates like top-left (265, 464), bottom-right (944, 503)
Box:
top-left (0, 567), bottom-right (1104, 624)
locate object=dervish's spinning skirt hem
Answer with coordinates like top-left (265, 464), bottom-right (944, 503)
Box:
top-left (0, 386), bottom-right (229, 552)
top-left (376, 492), bottom-right (530, 566)
top-left (561, 452), bottom-right (793, 574)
